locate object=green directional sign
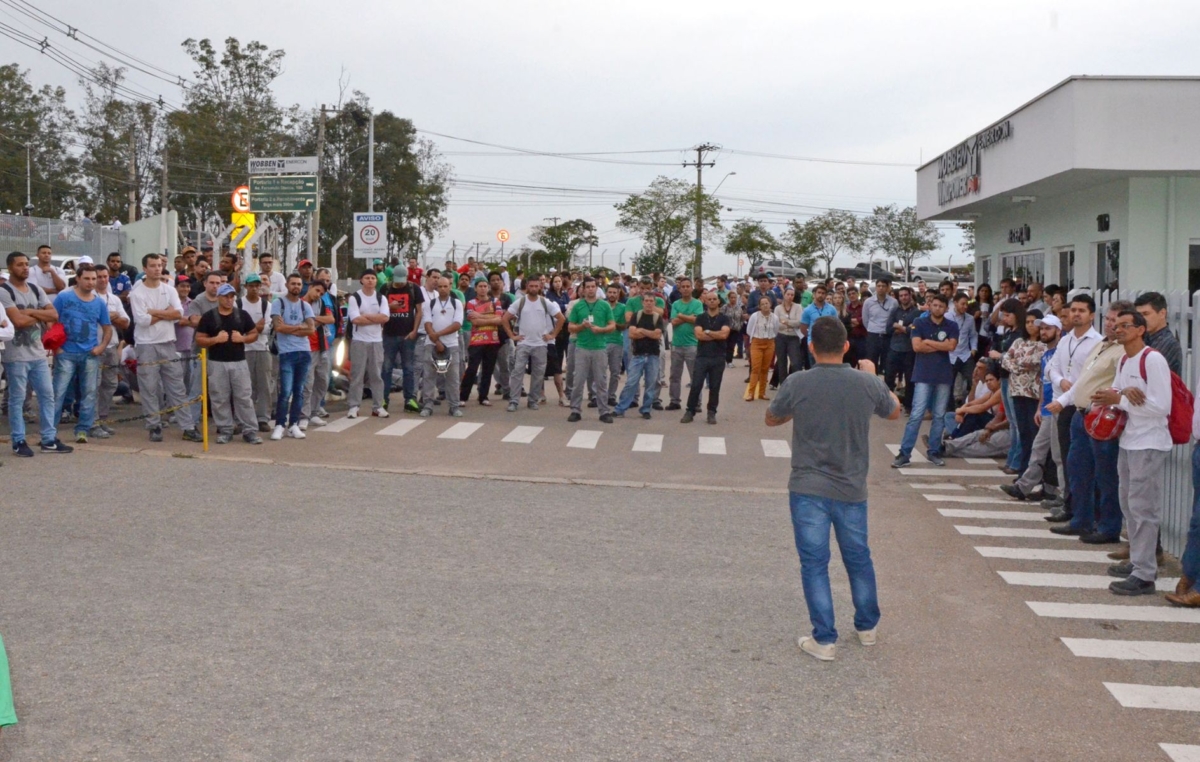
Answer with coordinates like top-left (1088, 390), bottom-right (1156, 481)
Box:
top-left (249, 175), bottom-right (317, 212)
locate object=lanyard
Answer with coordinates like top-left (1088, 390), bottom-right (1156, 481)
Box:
top-left (436, 297), bottom-right (452, 315)
top-left (1064, 332), bottom-right (1091, 373)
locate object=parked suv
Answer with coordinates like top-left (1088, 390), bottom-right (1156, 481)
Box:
top-left (752, 259), bottom-right (807, 279)
top-left (833, 262), bottom-right (902, 282)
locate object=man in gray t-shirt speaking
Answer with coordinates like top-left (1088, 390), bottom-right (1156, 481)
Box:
top-left (766, 315), bottom-right (900, 662)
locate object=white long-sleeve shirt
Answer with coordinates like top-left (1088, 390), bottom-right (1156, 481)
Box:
top-left (1048, 326), bottom-right (1103, 397)
top-left (1115, 346), bottom-right (1173, 452)
top-left (746, 311), bottom-right (780, 340)
top-left (129, 279), bottom-right (182, 346)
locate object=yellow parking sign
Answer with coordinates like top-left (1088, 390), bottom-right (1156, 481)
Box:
top-left (231, 212), bottom-right (256, 250)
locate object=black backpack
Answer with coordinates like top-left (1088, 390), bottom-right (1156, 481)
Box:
top-left (345, 290), bottom-right (386, 343)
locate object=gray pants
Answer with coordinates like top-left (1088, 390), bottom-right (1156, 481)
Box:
top-left (946, 428), bottom-right (1011, 459)
top-left (96, 344), bottom-right (120, 420)
top-left (414, 341), bottom-right (446, 399)
top-left (422, 343), bottom-right (462, 412)
top-left (136, 342), bottom-right (194, 430)
top-left (570, 347), bottom-right (610, 415)
top-left (1015, 413), bottom-right (1064, 497)
top-left (348, 341), bottom-right (385, 411)
top-left (509, 343), bottom-right (547, 404)
top-left (1118, 448), bottom-right (1169, 582)
top-left (208, 360), bottom-right (257, 435)
top-left (496, 341), bottom-right (513, 397)
top-left (605, 343), bottom-right (623, 402)
top-left (181, 350), bottom-right (201, 423)
top-left (565, 340), bottom-right (578, 400)
top-left (302, 349), bottom-right (331, 420)
top-left (669, 344), bottom-right (698, 406)
top-left (246, 350), bottom-right (275, 424)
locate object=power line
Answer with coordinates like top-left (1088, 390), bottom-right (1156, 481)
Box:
top-left (723, 148), bottom-right (915, 168)
top-left (417, 128), bottom-right (684, 167)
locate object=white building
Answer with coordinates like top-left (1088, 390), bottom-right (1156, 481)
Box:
top-left (916, 76), bottom-right (1200, 293)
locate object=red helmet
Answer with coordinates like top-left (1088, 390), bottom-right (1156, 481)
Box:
top-left (1084, 396), bottom-right (1127, 441)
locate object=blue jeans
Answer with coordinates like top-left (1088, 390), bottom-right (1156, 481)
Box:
top-left (789, 492), bottom-right (880, 645)
top-left (1066, 410), bottom-right (1122, 536)
top-left (275, 351), bottom-right (312, 427)
top-left (1182, 446), bottom-right (1200, 582)
top-left (4, 359), bottom-right (57, 445)
top-left (899, 382), bottom-right (951, 458)
top-left (1002, 378), bottom-right (1022, 470)
top-left (53, 352), bottom-right (100, 435)
top-left (381, 334), bottom-right (417, 406)
top-left (614, 353), bottom-right (660, 415)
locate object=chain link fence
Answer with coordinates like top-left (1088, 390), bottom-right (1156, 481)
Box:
top-left (0, 214), bottom-right (124, 264)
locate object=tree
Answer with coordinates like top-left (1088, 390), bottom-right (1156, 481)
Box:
top-left (801, 209), bottom-right (866, 278)
top-left (780, 220), bottom-right (820, 274)
top-left (0, 64), bottom-right (79, 217)
top-left (956, 221), bottom-right (975, 256)
top-left (724, 219), bottom-right (778, 268)
top-left (615, 176), bottom-right (721, 277)
top-left (867, 204), bottom-right (941, 279)
top-left (529, 218), bottom-right (598, 269)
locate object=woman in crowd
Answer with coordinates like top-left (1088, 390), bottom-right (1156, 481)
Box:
top-left (970, 283), bottom-right (995, 355)
top-left (721, 290), bottom-right (745, 365)
top-left (744, 297), bottom-right (779, 401)
top-left (772, 288), bottom-right (804, 387)
top-left (544, 273), bottom-right (571, 406)
top-left (991, 302), bottom-right (1045, 474)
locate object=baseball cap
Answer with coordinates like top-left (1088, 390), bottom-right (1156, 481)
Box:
top-left (1036, 314), bottom-right (1063, 330)
top-left (244, 273), bottom-right (262, 284)
top-left (373, 259), bottom-right (383, 266)
top-left (217, 283), bottom-right (237, 296)
top-left (175, 275), bottom-right (191, 285)
top-left (297, 259), bottom-right (313, 268)
top-left (392, 270), bottom-right (408, 283)
top-left (77, 255), bottom-right (94, 265)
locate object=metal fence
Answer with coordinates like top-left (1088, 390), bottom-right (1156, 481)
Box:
top-left (1093, 288), bottom-right (1197, 558)
top-left (0, 214), bottom-right (123, 262)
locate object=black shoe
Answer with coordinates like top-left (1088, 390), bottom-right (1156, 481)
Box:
top-left (641, 412), bottom-right (652, 420)
top-left (608, 397), bottom-right (617, 407)
top-left (706, 412), bottom-right (717, 424)
top-left (587, 399), bottom-right (598, 408)
top-left (1050, 525), bottom-right (1085, 536)
top-left (1107, 562), bottom-right (1134, 578)
top-left (599, 414), bottom-right (614, 424)
top-left (1000, 484), bottom-right (1028, 500)
top-left (257, 421), bottom-right (271, 433)
top-left (182, 429), bottom-right (203, 443)
top-left (567, 412), bottom-right (582, 423)
top-left (652, 401), bottom-right (663, 411)
top-left (1044, 511), bottom-right (1072, 523)
top-left (1080, 532), bottom-right (1121, 545)
top-left (681, 412), bottom-right (694, 423)
top-left (39, 439), bottom-right (74, 454)
top-left (1025, 490), bottom-right (1048, 502)
top-left (666, 402), bottom-right (681, 411)
top-left (12, 441), bottom-right (34, 458)
top-left (1109, 576), bottom-right (1156, 596)
top-left (149, 426), bottom-right (163, 443)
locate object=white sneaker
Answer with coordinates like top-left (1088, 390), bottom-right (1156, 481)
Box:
top-left (856, 628), bottom-right (877, 646)
top-left (287, 424), bottom-right (306, 439)
top-left (347, 406), bottom-right (360, 419)
top-left (308, 416), bottom-right (327, 427)
top-left (270, 424), bottom-right (285, 441)
top-left (373, 407), bottom-right (390, 418)
top-left (299, 419), bottom-right (309, 431)
top-left (798, 636), bottom-right (836, 661)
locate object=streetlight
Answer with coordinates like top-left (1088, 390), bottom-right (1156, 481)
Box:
top-left (712, 171), bottom-right (737, 195)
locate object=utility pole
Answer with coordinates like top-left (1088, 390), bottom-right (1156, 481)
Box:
top-left (367, 112), bottom-right (375, 212)
top-left (159, 147), bottom-right (169, 256)
top-left (310, 104), bottom-right (327, 266)
top-left (683, 143), bottom-right (718, 283)
top-left (127, 128), bottom-right (137, 223)
top-left (24, 141), bottom-right (31, 213)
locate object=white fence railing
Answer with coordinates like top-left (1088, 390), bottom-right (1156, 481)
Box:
top-left (1093, 289), bottom-right (1196, 558)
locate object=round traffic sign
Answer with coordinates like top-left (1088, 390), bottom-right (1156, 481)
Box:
top-left (231, 185), bottom-right (250, 213)
top-left (497, 229), bottom-right (510, 243)
top-left (359, 224), bottom-right (381, 246)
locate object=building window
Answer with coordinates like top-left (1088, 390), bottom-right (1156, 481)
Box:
top-left (978, 256), bottom-right (992, 288)
top-left (1001, 250), bottom-right (1044, 287)
top-left (1057, 248), bottom-right (1075, 290)
top-left (1096, 241), bottom-right (1119, 291)
top-left (1189, 242), bottom-right (1200, 292)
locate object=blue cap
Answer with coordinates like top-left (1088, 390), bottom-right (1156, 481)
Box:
top-left (217, 283), bottom-right (237, 296)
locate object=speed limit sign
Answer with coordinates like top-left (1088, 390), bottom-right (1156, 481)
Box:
top-left (353, 212), bottom-right (388, 259)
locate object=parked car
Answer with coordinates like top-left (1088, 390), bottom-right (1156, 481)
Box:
top-left (751, 259), bottom-right (807, 279)
top-left (910, 266), bottom-right (953, 283)
top-left (833, 262), bottom-right (902, 282)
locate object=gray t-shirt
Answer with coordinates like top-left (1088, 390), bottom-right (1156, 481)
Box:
top-left (187, 293), bottom-right (220, 349)
top-left (0, 282), bottom-right (50, 363)
top-left (768, 364), bottom-right (897, 503)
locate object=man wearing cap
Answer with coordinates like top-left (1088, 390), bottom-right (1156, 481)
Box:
top-left (346, 271), bottom-right (390, 418)
top-left (241, 274), bottom-right (274, 431)
top-left (195, 284), bottom-right (262, 444)
top-left (382, 268), bottom-right (425, 413)
top-left (297, 259), bottom-right (315, 295)
top-left (1003, 314), bottom-right (1065, 502)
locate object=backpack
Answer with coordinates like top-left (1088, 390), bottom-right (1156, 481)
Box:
top-left (1121, 348), bottom-right (1194, 445)
top-left (346, 290), bottom-right (386, 343)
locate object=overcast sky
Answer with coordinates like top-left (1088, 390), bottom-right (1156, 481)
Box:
top-left (6, 0), bottom-right (1200, 275)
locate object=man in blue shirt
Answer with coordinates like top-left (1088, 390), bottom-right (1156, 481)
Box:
top-left (270, 274), bottom-right (317, 441)
top-left (893, 293), bottom-right (959, 467)
top-left (799, 285), bottom-right (838, 370)
top-left (105, 252), bottom-right (134, 304)
top-left (52, 263), bottom-right (112, 444)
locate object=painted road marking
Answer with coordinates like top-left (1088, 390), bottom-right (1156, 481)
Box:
top-left (886, 444), bottom-right (928, 464)
top-left (501, 426), bottom-right (543, 444)
top-left (1062, 638), bottom-right (1200, 663)
top-left (1027, 602), bottom-right (1200, 625)
top-left (904, 469), bottom-right (1011, 478)
top-left (925, 494), bottom-right (1030, 505)
top-left (633, 434), bottom-right (664, 453)
top-left (1104, 683), bottom-right (1200, 712)
top-left (762, 440), bottom-right (791, 458)
top-left (998, 571), bottom-right (1178, 591)
top-left (698, 437), bottom-right (726, 455)
top-left (975, 547), bottom-right (1114, 563)
top-left (937, 508), bottom-right (1047, 521)
top-left (567, 430), bottom-right (603, 449)
top-left (376, 419), bottom-right (425, 437)
top-left (438, 422), bottom-right (485, 440)
top-left (313, 416), bottom-right (368, 433)
top-left (965, 457), bottom-right (1001, 465)
top-left (955, 526), bottom-right (1075, 540)
top-left (910, 483), bottom-right (965, 490)
top-left (1160, 744), bottom-right (1200, 761)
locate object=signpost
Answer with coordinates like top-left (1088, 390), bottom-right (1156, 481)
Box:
top-left (249, 175), bottom-right (317, 212)
top-left (231, 185), bottom-right (250, 214)
top-left (353, 212), bottom-right (388, 260)
top-left (248, 156), bottom-right (318, 175)
top-left (496, 229), bottom-right (510, 243)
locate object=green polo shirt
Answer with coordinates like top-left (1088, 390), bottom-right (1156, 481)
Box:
top-left (568, 298), bottom-right (614, 351)
top-left (670, 297), bottom-right (705, 347)
top-left (605, 299), bottom-right (626, 346)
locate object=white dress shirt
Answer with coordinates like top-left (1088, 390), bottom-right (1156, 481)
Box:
top-left (1048, 326), bottom-right (1103, 397)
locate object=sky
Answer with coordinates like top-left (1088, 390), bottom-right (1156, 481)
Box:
top-left (4, 0), bottom-right (1200, 276)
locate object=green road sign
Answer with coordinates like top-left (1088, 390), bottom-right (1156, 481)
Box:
top-left (249, 175), bottom-right (317, 212)
top-left (250, 175), bottom-right (316, 193)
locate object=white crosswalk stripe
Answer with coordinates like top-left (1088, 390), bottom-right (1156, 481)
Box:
top-left (312, 416), bottom-right (369, 433)
top-left (964, 457), bottom-right (1001, 465)
top-left (1062, 638), bottom-right (1200, 663)
top-left (885, 444), bottom-right (928, 464)
top-left (1161, 744), bottom-right (1200, 761)
top-left (698, 436), bottom-right (725, 455)
top-left (501, 426), bottom-right (543, 444)
top-left (909, 482), bottom-right (965, 490)
top-left (1104, 683), bottom-right (1200, 712)
top-left (938, 508), bottom-right (1048, 521)
top-left (975, 546), bottom-right (1115, 563)
top-left (955, 526), bottom-right (1075, 540)
top-left (438, 422), bottom-right (485, 440)
top-left (904, 469), bottom-right (1011, 478)
top-left (567, 430), bottom-right (602, 449)
top-left (633, 434), bottom-right (663, 452)
top-left (376, 419), bottom-right (425, 437)
top-left (761, 439), bottom-right (790, 458)
top-left (1027, 601), bottom-right (1200, 625)
top-left (925, 494), bottom-right (1028, 505)
top-left (998, 571), bottom-right (1179, 590)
